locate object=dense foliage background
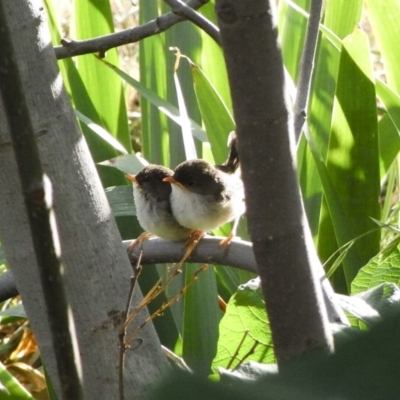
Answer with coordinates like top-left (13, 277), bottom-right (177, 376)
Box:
top-left (1, 0), bottom-right (400, 398)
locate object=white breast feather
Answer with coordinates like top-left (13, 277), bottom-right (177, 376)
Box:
top-left (170, 183), bottom-right (244, 232)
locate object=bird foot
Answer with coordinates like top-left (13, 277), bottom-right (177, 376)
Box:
top-left (219, 232), bottom-right (234, 247)
top-left (127, 232), bottom-right (153, 255)
top-left (175, 230), bottom-right (205, 267)
top-left (185, 230), bottom-right (205, 248)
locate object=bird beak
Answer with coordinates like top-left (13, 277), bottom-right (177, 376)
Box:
top-left (162, 176), bottom-right (176, 184)
top-left (163, 176), bottom-right (185, 189)
top-left (125, 174), bottom-right (137, 183)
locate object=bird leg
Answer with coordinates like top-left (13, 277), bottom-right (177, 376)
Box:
top-left (174, 230), bottom-right (205, 267)
top-left (219, 216), bottom-right (240, 247)
top-left (127, 232), bottom-right (153, 255)
top-left (219, 231), bottom-right (234, 247)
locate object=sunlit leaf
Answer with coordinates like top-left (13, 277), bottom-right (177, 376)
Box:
top-left (0, 360), bottom-right (35, 399)
top-left (351, 243), bottom-right (400, 294)
top-left (100, 59), bottom-right (208, 144)
top-left (319, 29), bottom-right (380, 291)
top-left (73, 0), bottom-right (131, 152)
top-left (365, 0), bottom-right (400, 94)
top-left (190, 60), bottom-right (235, 165)
top-left (98, 154), bottom-right (148, 175)
top-left (171, 50), bottom-right (198, 160)
top-left (75, 110), bottom-right (128, 155)
top-left (212, 278), bottom-right (275, 372)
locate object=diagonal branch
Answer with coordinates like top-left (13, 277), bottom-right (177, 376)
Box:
top-left (164, 0), bottom-right (221, 45)
top-left (54, 0), bottom-right (211, 60)
top-left (294, 0), bottom-right (324, 141)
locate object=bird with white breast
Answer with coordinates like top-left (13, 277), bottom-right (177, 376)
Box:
top-left (163, 135), bottom-right (245, 245)
top-left (126, 165), bottom-right (194, 251)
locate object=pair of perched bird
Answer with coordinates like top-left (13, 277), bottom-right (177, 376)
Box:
top-left (126, 136), bottom-right (245, 247)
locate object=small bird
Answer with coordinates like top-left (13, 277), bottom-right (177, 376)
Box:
top-left (126, 165), bottom-right (194, 245)
top-left (163, 135), bottom-right (245, 244)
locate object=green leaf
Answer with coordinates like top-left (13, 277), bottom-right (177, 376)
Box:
top-left (73, 0), bottom-right (131, 153)
top-left (198, 1), bottom-right (232, 112)
top-left (378, 114), bottom-right (400, 178)
top-left (319, 29), bottom-right (380, 290)
top-left (0, 360), bottom-right (35, 399)
top-left (190, 61), bottom-right (235, 165)
top-left (164, 15), bottom-right (203, 167)
top-left (376, 80), bottom-right (400, 132)
top-left (0, 304), bottom-right (26, 324)
top-left (100, 59), bottom-right (208, 144)
top-left (105, 186), bottom-right (135, 218)
top-left (183, 264), bottom-right (221, 376)
top-left (212, 278), bottom-right (275, 372)
top-left (74, 110), bottom-right (128, 155)
top-left (98, 154), bottom-right (147, 175)
top-left (376, 80), bottom-right (400, 177)
top-left (301, 0), bottom-right (362, 241)
top-left (172, 54), bottom-right (198, 160)
top-left (214, 266), bottom-right (256, 300)
top-left (139, 1), bottom-right (170, 165)
top-left (351, 242), bottom-right (400, 294)
top-left (278, 0), bottom-right (310, 83)
top-left (365, 0), bottom-right (400, 94)
top-left (303, 126), bottom-right (360, 290)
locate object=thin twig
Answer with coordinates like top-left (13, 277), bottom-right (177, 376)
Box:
top-left (54, 0), bottom-right (210, 59)
top-left (226, 330), bottom-right (249, 370)
top-left (233, 340), bottom-right (260, 370)
top-left (126, 264), bottom-right (208, 344)
top-left (118, 250), bottom-right (143, 400)
top-left (123, 264), bottom-right (182, 332)
top-left (123, 234), bottom-right (205, 332)
top-left (164, 0), bottom-right (221, 45)
top-left (293, 0), bottom-right (324, 141)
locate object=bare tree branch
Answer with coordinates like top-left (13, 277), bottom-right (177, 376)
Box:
top-left (0, 236), bottom-right (348, 327)
top-left (125, 237), bottom-right (347, 325)
top-left (164, 0), bottom-right (221, 45)
top-left (125, 236), bottom-right (256, 273)
top-left (294, 0), bottom-right (324, 141)
top-left (54, 0), bottom-right (211, 60)
top-left (0, 3), bottom-right (83, 399)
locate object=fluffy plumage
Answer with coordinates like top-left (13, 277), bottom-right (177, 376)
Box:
top-left (127, 165), bottom-right (193, 241)
top-left (164, 136), bottom-right (245, 234)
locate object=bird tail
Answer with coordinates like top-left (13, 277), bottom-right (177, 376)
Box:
top-left (224, 131), bottom-right (240, 172)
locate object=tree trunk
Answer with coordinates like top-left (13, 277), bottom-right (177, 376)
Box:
top-left (215, 0), bottom-right (333, 364)
top-left (0, 1), bottom-right (168, 399)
